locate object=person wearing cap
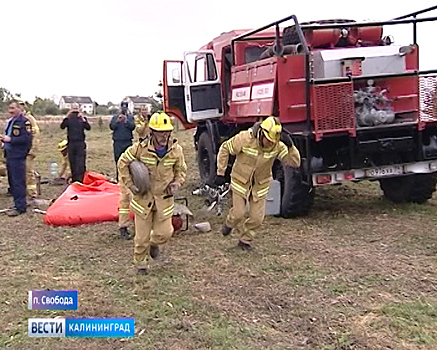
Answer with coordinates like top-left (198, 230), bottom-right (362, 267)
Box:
top-left (60, 103), bottom-right (91, 183)
top-left (215, 116), bottom-right (301, 250)
top-left (134, 105), bottom-right (151, 141)
top-left (15, 96), bottom-right (40, 198)
top-left (0, 101), bottom-right (32, 216)
top-left (110, 101), bottom-right (135, 240)
top-left (110, 100), bottom-right (135, 180)
top-left (57, 140), bottom-right (70, 180)
top-left (117, 112), bottom-right (187, 275)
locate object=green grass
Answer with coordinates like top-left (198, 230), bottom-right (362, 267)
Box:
top-left (370, 300), bottom-right (437, 345)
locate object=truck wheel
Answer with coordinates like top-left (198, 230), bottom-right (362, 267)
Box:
top-left (197, 132), bottom-right (216, 185)
top-left (273, 161), bottom-right (314, 217)
top-left (379, 173), bottom-right (437, 204)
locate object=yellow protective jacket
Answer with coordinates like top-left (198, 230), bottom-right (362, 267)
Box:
top-left (134, 114), bottom-right (149, 140)
top-left (0, 150), bottom-right (6, 176)
top-left (117, 137), bottom-right (187, 220)
top-left (59, 153), bottom-right (70, 178)
top-left (217, 125), bottom-right (301, 201)
top-left (26, 112), bottom-right (40, 154)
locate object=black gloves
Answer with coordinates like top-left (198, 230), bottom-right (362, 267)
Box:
top-left (280, 132), bottom-right (294, 147)
top-left (214, 175), bottom-right (226, 186)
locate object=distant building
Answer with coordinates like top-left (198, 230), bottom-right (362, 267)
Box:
top-left (124, 96), bottom-right (155, 114)
top-left (59, 96), bottom-right (94, 114)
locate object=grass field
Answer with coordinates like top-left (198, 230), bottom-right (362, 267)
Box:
top-left (0, 119), bottom-right (436, 350)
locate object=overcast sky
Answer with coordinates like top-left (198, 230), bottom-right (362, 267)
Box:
top-left (1, 0), bottom-right (436, 105)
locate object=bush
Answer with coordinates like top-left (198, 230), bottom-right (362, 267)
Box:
top-left (45, 105), bottom-right (60, 115)
top-left (32, 97), bottom-right (60, 116)
top-left (96, 106), bottom-right (110, 115)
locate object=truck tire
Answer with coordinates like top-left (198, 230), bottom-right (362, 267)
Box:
top-left (197, 132), bottom-right (217, 186)
top-left (273, 161), bottom-right (314, 217)
top-left (379, 173), bottom-right (437, 204)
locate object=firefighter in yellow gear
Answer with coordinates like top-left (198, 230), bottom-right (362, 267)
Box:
top-left (16, 97), bottom-right (40, 198)
top-left (215, 116), bottom-right (301, 249)
top-left (118, 112), bottom-right (187, 274)
top-left (57, 140), bottom-right (70, 179)
top-left (134, 105), bottom-right (150, 141)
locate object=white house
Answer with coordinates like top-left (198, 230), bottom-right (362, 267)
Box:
top-left (59, 96), bottom-right (94, 115)
top-left (124, 96), bottom-right (155, 114)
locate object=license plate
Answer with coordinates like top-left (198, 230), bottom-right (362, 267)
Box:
top-left (366, 165), bottom-right (403, 177)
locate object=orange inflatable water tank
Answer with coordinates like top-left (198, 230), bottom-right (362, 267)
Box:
top-left (44, 172), bottom-right (121, 226)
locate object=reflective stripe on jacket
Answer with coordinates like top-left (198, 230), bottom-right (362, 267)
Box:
top-left (217, 127), bottom-right (301, 200)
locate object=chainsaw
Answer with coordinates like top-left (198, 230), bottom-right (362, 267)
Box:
top-left (192, 183), bottom-right (230, 215)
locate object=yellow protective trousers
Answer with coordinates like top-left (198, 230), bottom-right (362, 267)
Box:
top-left (133, 206), bottom-right (174, 266)
top-left (225, 191), bottom-right (266, 243)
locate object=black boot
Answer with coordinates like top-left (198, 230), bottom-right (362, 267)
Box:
top-left (136, 267), bottom-right (149, 275)
top-left (222, 225), bottom-right (233, 236)
top-left (238, 240), bottom-right (253, 251)
top-left (6, 209), bottom-right (25, 217)
top-left (119, 227), bottom-right (132, 240)
top-left (150, 245), bottom-right (160, 260)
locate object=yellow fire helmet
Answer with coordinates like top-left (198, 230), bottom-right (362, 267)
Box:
top-left (13, 95), bottom-right (25, 106)
top-left (149, 111), bottom-right (174, 132)
top-left (58, 140), bottom-right (68, 151)
top-left (260, 116), bottom-right (282, 142)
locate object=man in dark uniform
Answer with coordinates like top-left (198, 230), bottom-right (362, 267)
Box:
top-left (110, 100), bottom-right (134, 180)
top-left (60, 103), bottom-right (91, 183)
top-left (0, 101), bottom-right (32, 216)
top-left (110, 101), bottom-right (135, 240)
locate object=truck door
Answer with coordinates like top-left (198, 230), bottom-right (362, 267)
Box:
top-left (183, 51), bottom-right (223, 123)
top-left (163, 60), bottom-right (189, 125)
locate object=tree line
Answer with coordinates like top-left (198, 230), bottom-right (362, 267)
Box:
top-left (0, 87), bottom-right (163, 116)
top-left (0, 87), bottom-right (117, 116)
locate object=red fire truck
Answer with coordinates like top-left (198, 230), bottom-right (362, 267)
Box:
top-left (163, 7), bottom-right (437, 217)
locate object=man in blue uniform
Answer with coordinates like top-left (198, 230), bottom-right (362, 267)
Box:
top-left (0, 101), bottom-right (32, 216)
top-left (110, 100), bottom-right (135, 180)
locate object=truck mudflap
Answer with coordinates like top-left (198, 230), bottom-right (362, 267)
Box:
top-left (312, 160), bottom-right (437, 185)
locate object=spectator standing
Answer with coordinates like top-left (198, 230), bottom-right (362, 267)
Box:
top-left (60, 103), bottom-right (91, 183)
top-left (110, 101), bottom-right (135, 240)
top-left (110, 100), bottom-right (135, 180)
top-left (0, 101), bottom-right (32, 216)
